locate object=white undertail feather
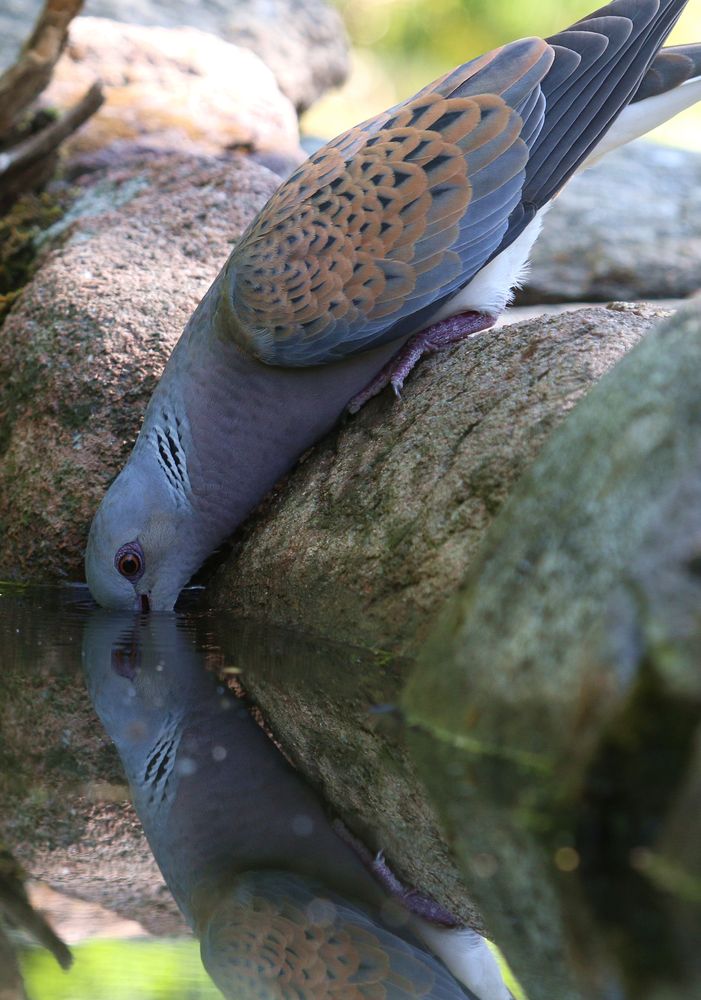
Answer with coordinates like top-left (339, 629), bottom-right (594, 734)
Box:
top-left (426, 210), bottom-right (549, 325)
top-left (413, 921), bottom-right (513, 1000)
top-left (425, 76), bottom-right (701, 327)
top-left (583, 75), bottom-right (701, 167)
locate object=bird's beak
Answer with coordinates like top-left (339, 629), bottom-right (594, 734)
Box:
top-left (135, 593), bottom-right (150, 613)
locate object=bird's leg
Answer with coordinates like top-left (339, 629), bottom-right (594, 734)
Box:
top-left (332, 820), bottom-right (461, 928)
top-left (347, 310), bottom-right (498, 414)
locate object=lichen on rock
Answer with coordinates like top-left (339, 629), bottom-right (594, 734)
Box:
top-left (0, 190), bottom-right (65, 325)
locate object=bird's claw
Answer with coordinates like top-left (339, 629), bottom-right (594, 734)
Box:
top-left (347, 311), bottom-right (496, 414)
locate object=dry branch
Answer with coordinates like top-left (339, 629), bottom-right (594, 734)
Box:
top-left (0, 0), bottom-right (84, 136)
top-left (0, 81), bottom-right (104, 211)
top-left (0, 1), bottom-right (104, 212)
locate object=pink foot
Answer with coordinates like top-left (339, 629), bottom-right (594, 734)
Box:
top-left (347, 310), bottom-right (498, 414)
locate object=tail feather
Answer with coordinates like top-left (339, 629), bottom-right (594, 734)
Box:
top-left (634, 42), bottom-right (701, 101)
top-left (583, 56), bottom-right (701, 166)
top-left (498, 0), bottom-right (691, 249)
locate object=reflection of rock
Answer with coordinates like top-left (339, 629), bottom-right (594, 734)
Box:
top-left (41, 18), bottom-right (301, 161)
top-left (217, 619), bottom-right (485, 932)
top-left (521, 144), bottom-right (701, 304)
top-left (209, 303), bottom-right (671, 654)
top-left (0, 921), bottom-right (26, 1000)
top-left (1, 2), bottom-right (349, 116)
top-left (0, 153), bottom-right (279, 582)
top-left (25, 881), bottom-right (148, 943)
top-left (0, 847), bottom-right (72, 971)
top-left (0, 846), bottom-right (72, 1000)
top-left (403, 303), bottom-right (701, 999)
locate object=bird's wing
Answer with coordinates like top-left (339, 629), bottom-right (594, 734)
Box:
top-left (200, 870), bottom-right (476, 1000)
top-left (223, 0), bottom-right (686, 366)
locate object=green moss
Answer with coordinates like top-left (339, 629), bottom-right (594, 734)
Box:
top-left (0, 191), bottom-right (66, 325)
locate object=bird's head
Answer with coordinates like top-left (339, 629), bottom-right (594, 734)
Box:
top-left (85, 458), bottom-right (194, 612)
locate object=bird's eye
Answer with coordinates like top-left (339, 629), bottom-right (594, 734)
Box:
top-left (115, 542), bottom-right (145, 581)
top-left (118, 553), bottom-right (141, 577)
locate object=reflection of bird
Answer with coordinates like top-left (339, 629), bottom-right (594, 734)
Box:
top-left (85, 0), bottom-right (701, 612)
top-left (83, 612), bottom-right (510, 999)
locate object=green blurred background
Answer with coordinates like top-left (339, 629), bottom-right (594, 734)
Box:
top-left (19, 937), bottom-right (527, 1000)
top-left (304, 0), bottom-right (701, 149)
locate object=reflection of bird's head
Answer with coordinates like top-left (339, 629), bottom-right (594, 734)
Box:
top-left (82, 609), bottom-right (201, 767)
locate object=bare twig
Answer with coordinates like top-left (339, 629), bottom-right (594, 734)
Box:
top-left (0, 81), bottom-right (104, 211)
top-left (0, 849), bottom-right (72, 972)
top-left (0, 921), bottom-right (29, 1000)
top-left (0, 80), bottom-right (103, 176)
top-left (0, 0), bottom-right (84, 136)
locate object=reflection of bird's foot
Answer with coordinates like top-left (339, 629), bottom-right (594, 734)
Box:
top-left (332, 821), bottom-right (460, 927)
top-left (347, 310), bottom-right (497, 414)
top-left (370, 853), bottom-right (461, 927)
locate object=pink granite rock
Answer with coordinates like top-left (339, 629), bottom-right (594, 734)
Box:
top-left (42, 18), bottom-right (302, 162)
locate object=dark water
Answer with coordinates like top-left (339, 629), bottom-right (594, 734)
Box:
top-left (0, 585), bottom-right (699, 1000)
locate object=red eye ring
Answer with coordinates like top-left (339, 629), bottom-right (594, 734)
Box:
top-left (115, 541), bottom-right (145, 581)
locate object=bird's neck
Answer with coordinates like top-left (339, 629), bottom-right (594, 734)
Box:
top-left (149, 274), bottom-right (400, 555)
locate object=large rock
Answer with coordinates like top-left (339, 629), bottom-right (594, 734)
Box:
top-left (522, 143), bottom-right (701, 304)
top-left (41, 18), bottom-right (301, 162)
top-left (406, 300), bottom-right (701, 774)
top-left (0, 151), bottom-right (280, 582)
top-left (209, 302), bottom-right (672, 655)
top-left (0, 1), bottom-right (349, 115)
top-left (224, 0), bottom-right (349, 113)
top-left (404, 303), bottom-right (701, 999)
